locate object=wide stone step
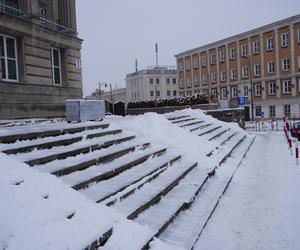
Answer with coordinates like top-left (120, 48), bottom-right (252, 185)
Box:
top-left (25, 135), bottom-right (136, 166)
top-left (71, 148), bottom-right (168, 190)
top-left (0, 123), bottom-right (109, 144)
top-left (208, 128), bottom-right (230, 141)
top-left (167, 115), bottom-right (190, 121)
top-left (52, 143), bottom-right (150, 177)
top-left (82, 154), bottom-right (182, 204)
top-left (190, 123), bottom-right (212, 132)
top-left (172, 117), bottom-right (196, 124)
top-left (198, 125), bottom-right (222, 136)
top-left (179, 120), bottom-right (205, 128)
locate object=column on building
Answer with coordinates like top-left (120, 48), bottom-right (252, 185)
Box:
top-left (290, 24), bottom-right (297, 97)
top-left (260, 33), bottom-right (266, 100)
top-left (58, 0), bottom-right (76, 30)
top-left (19, 0), bottom-right (38, 14)
top-left (275, 28), bottom-right (281, 99)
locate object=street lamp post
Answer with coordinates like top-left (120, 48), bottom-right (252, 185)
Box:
top-left (242, 55), bottom-right (254, 121)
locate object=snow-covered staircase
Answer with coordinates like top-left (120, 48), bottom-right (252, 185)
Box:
top-left (0, 109), bottom-right (255, 249)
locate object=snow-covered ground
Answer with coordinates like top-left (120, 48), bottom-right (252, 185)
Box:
top-left (194, 132), bottom-right (300, 250)
top-left (0, 110), bottom-right (298, 250)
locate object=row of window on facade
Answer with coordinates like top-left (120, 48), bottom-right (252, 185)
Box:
top-left (150, 90), bottom-right (177, 98)
top-left (179, 57), bottom-right (297, 88)
top-left (179, 30), bottom-right (300, 71)
top-left (255, 104), bottom-right (294, 118)
top-left (149, 78), bottom-right (177, 85)
top-left (0, 34), bottom-right (63, 85)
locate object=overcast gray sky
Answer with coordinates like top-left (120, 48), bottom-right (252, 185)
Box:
top-left (77, 0), bottom-right (300, 96)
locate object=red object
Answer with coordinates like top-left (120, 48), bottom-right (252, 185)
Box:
top-left (295, 128), bottom-right (299, 139)
top-left (286, 122), bottom-right (290, 131)
top-left (296, 147), bottom-right (299, 159)
top-left (289, 139), bottom-right (292, 148)
top-left (284, 117), bottom-right (286, 122)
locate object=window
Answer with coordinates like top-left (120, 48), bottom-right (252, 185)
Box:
top-left (210, 53), bottom-right (216, 64)
top-left (178, 61), bottom-right (184, 71)
top-left (185, 60), bottom-right (191, 70)
top-left (173, 90), bottom-right (177, 96)
top-left (156, 78), bottom-right (160, 84)
top-left (172, 78), bottom-right (176, 84)
top-left (282, 58), bottom-right (290, 71)
top-left (201, 55), bottom-right (207, 66)
top-left (179, 92), bottom-right (185, 97)
top-left (167, 90), bottom-right (170, 96)
top-left (255, 83), bottom-right (262, 96)
top-left (166, 78), bottom-right (170, 84)
top-left (219, 51), bottom-right (225, 62)
top-left (186, 77), bottom-right (192, 87)
top-left (231, 86), bottom-right (238, 98)
top-left (149, 78), bottom-right (153, 84)
top-left (284, 104), bottom-right (291, 117)
top-left (269, 105), bottom-right (276, 118)
top-left (230, 47), bottom-right (236, 59)
top-left (298, 30), bottom-right (300, 43)
top-left (241, 44), bottom-right (248, 56)
top-left (211, 88), bottom-right (217, 98)
top-left (269, 81), bottom-right (276, 95)
top-left (156, 91), bottom-right (160, 97)
top-left (242, 66), bottom-right (249, 78)
top-left (230, 68), bottom-right (237, 80)
top-left (179, 79), bottom-right (185, 88)
top-left (255, 106), bottom-right (262, 116)
top-left (0, 35), bottom-right (18, 81)
top-left (211, 73), bottom-right (216, 83)
top-left (253, 41), bottom-right (260, 54)
top-left (150, 91), bottom-right (154, 97)
top-left (254, 64), bottom-right (261, 76)
top-left (299, 78), bottom-right (300, 92)
top-left (298, 56), bottom-right (300, 70)
top-left (244, 85), bottom-right (249, 97)
top-left (187, 91), bottom-right (192, 97)
top-left (281, 33), bottom-right (289, 47)
top-left (282, 79), bottom-right (291, 93)
top-left (266, 37), bottom-right (273, 51)
top-left (267, 61), bottom-right (275, 73)
top-left (221, 87), bottom-right (227, 99)
top-left (202, 74), bottom-right (208, 85)
top-left (194, 75), bottom-right (200, 86)
top-left (193, 57), bottom-right (198, 68)
top-left (50, 47), bottom-right (62, 85)
top-left (220, 71), bottom-right (226, 82)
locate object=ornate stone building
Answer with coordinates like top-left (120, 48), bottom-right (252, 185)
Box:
top-left (0, 0), bottom-right (82, 119)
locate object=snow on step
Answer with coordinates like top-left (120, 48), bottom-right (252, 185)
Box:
top-left (80, 153), bottom-right (180, 202)
top-left (134, 166), bottom-right (207, 231)
top-left (34, 139), bottom-right (140, 174)
top-left (111, 159), bottom-right (195, 217)
top-left (0, 152), bottom-right (118, 250)
top-left (0, 126), bottom-right (111, 152)
top-left (59, 147), bottom-right (161, 187)
top-left (14, 132), bottom-right (133, 162)
top-left (159, 136), bottom-right (255, 249)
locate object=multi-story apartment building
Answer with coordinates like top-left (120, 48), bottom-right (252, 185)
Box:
top-left (0, 0), bottom-right (82, 119)
top-left (175, 15), bottom-right (300, 120)
top-left (126, 66), bottom-right (178, 103)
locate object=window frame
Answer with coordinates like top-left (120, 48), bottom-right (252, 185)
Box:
top-left (230, 47), bottom-right (236, 60)
top-left (0, 34), bottom-right (19, 82)
top-left (211, 72), bottom-right (217, 83)
top-left (241, 44), bottom-right (248, 57)
top-left (50, 47), bottom-right (62, 85)
top-left (255, 106), bottom-right (262, 116)
top-left (282, 58), bottom-right (290, 72)
top-left (267, 61), bottom-right (275, 73)
top-left (242, 66), bottom-right (249, 78)
top-left (266, 37), bottom-right (274, 51)
top-left (244, 85), bottom-right (249, 97)
top-left (255, 83), bottom-right (262, 96)
top-left (221, 87), bottom-right (227, 100)
top-left (284, 104), bottom-right (291, 117)
top-left (219, 51), bottom-right (225, 62)
top-left (281, 32), bottom-right (289, 47)
top-left (253, 41), bottom-right (260, 54)
top-left (282, 79), bottom-right (291, 94)
top-left (220, 71), bottom-right (226, 82)
top-left (254, 64), bottom-right (261, 76)
top-left (269, 105), bottom-right (276, 118)
top-left (269, 81), bottom-right (276, 95)
top-left (230, 68), bottom-right (237, 80)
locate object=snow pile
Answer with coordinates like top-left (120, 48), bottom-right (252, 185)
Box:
top-left (108, 109), bottom-right (245, 168)
top-left (0, 153), bottom-right (153, 250)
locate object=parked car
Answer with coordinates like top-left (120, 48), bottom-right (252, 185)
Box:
top-left (290, 121), bottom-right (300, 140)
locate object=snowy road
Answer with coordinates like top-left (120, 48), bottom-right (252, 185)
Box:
top-left (195, 133), bottom-right (300, 250)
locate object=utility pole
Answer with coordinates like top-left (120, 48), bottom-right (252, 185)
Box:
top-left (155, 43), bottom-right (159, 68)
top-left (110, 84), bottom-right (114, 114)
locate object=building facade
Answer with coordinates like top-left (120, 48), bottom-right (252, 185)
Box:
top-left (0, 0), bottom-right (82, 119)
top-left (126, 66), bottom-right (178, 103)
top-left (175, 15), bottom-right (300, 120)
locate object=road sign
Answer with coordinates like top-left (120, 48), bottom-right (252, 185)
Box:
top-left (237, 96), bottom-right (246, 106)
top-left (260, 112), bottom-right (265, 118)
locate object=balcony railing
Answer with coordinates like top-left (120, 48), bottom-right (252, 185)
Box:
top-left (0, 3), bottom-right (75, 33)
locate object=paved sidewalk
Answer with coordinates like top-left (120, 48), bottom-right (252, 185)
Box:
top-left (195, 133), bottom-right (300, 250)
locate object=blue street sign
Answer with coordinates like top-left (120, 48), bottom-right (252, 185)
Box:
top-left (237, 96), bottom-right (246, 106)
top-left (260, 112), bottom-right (265, 118)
